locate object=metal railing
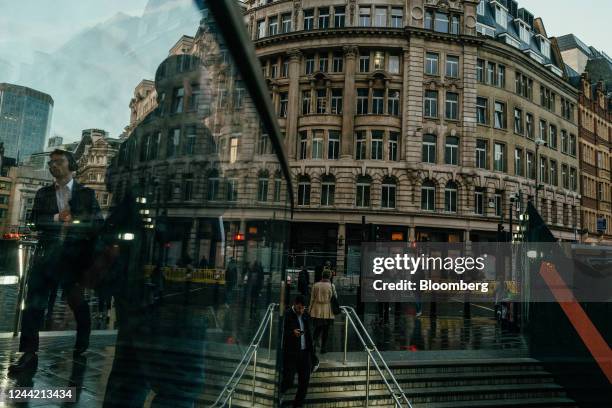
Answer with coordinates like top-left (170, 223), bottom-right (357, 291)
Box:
top-left (210, 303), bottom-right (277, 407)
top-left (341, 306), bottom-right (413, 408)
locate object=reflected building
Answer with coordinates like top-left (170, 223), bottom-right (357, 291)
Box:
top-left (245, 0), bottom-right (581, 271)
top-left (0, 83), bottom-right (53, 162)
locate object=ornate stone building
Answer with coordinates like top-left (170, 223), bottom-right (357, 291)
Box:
top-left (245, 0), bottom-right (581, 271)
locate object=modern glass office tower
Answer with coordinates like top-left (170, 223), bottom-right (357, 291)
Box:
top-left (0, 83), bottom-right (53, 161)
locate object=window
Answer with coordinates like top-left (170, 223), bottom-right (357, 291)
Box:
top-left (334, 6), bottom-right (345, 28)
top-left (185, 126), bottom-right (196, 155)
top-left (562, 164), bottom-right (569, 189)
top-left (356, 176), bottom-right (371, 207)
top-left (268, 16), bottom-right (278, 35)
top-left (391, 8), bottom-right (403, 28)
top-left (328, 131), bottom-right (340, 159)
top-left (421, 180), bottom-right (436, 211)
top-left (331, 89), bottom-right (343, 114)
top-left (570, 167), bottom-right (577, 191)
top-left (258, 175), bottom-right (269, 201)
top-left (475, 188), bottom-right (485, 215)
top-left (282, 13), bottom-right (292, 33)
top-left (359, 7), bottom-right (371, 27)
top-left (569, 134), bottom-right (576, 156)
top-left (227, 179), bottom-right (238, 202)
top-left (375, 7), bottom-right (387, 27)
top-left (316, 89), bottom-right (327, 113)
top-left (371, 130), bottom-right (384, 160)
top-left (561, 130), bottom-right (568, 154)
top-left (434, 12), bottom-right (449, 33)
top-left (167, 128), bottom-right (180, 157)
top-left (425, 53), bottom-right (439, 75)
top-left (305, 55), bottom-right (315, 74)
top-left (446, 55), bottom-right (459, 78)
top-left (497, 65), bottom-right (505, 88)
top-left (444, 181), bottom-right (458, 213)
top-left (539, 120), bottom-right (547, 142)
top-left (257, 19), bottom-right (266, 38)
top-left (332, 53), bottom-right (343, 72)
top-left (486, 62), bottom-right (496, 85)
top-left (234, 81), bottom-right (246, 108)
top-left (540, 38), bottom-right (551, 58)
top-left (372, 89), bottom-right (384, 114)
top-left (299, 131), bottom-right (308, 159)
top-left (388, 54), bottom-right (400, 74)
top-left (527, 151), bottom-right (536, 179)
top-left (494, 102), bottom-right (506, 129)
top-left (519, 23), bottom-right (531, 43)
top-left (494, 190), bottom-right (503, 217)
top-left (356, 131), bottom-right (366, 159)
top-left (303, 9), bottom-right (314, 30)
top-left (373, 51), bottom-right (385, 70)
top-left (477, 97), bottom-right (488, 124)
top-left (424, 90), bottom-right (438, 118)
top-left (539, 156), bottom-right (548, 183)
top-left (357, 88), bottom-right (369, 114)
top-left (445, 92), bottom-right (459, 120)
top-left (425, 10), bottom-right (433, 30)
top-left (298, 176), bottom-right (311, 205)
top-left (381, 177), bottom-right (396, 209)
top-left (302, 90), bottom-right (311, 114)
top-left (389, 132), bottom-right (399, 161)
top-left (359, 54), bottom-right (370, 72)
top-left (550, 160), bottom-right (557, 186)
top-left (477, 59), bottom-right (485, 83)
top-left (450, 15), bottom-right (460, 35)
top-left (282, 58), bottom-right (289, 77)
top-left (526, 113), bottom-right (534, 139)
top-left (279, 92), bottom-right (288, 117)
top-left (422, 134), bottom-right (436, 163)
top-left (477, 0), bottom-right (485, 15)
top-left (476, 139), bottom-right (487, 169)
top-left (494, 143), bottom-right (506, 171)
top-left (207, 171), bottom-right (219, 201)
top-left (319, 55), bottom-right (328, 72)
top-left (514, 108), bottom-right (523, 134)
top-left (312, 130), bottom-right (324, 159)
top-left (515, 148), bottom-right (524, 176)
top-left (229, 136), bottom-right (239, 163)
top-left (495, 4), bottom-right (508, 28)
top-left (445, 136), bottom-right (459, 165)
top-left (172, 87), bottom-right (184, 113)
top-left (321, 175), bottom-right (335, 206)
top-left (188, 84), bottom-right (201, 111)
top-left (273, 175), bottom-right (282, 202)
top-left (318, 8), bottom-right (329, 29)
top-left (388, 90), bottom-right (400, 116)
top-left (549, 125), bottom-right (557, 149)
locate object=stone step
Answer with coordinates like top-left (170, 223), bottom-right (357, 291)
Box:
top-left (417, 397), bottom-right (578, 408)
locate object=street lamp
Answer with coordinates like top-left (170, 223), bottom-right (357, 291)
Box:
top-left (534, 138), bottom-right (546, 210)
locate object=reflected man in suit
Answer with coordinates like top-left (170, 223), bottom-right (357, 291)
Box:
top-left (9, 149), bottom-right (102, 373)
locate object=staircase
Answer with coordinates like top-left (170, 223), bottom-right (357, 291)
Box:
top-left (199, 352), bottom-right (578, 407)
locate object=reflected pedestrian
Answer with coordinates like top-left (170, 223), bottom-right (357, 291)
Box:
top-left (297, 265), bottom-right (309, 300)
top-left (309, 270), bottom-right (336, 354)
top-left (224, 257), bottom-right (238, 305)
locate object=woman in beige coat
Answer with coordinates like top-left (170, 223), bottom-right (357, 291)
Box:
top-left (309, 270), bottom-right (336, 353)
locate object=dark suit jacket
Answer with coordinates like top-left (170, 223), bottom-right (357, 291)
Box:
top-left (282, 306), bottom-right (315, 357)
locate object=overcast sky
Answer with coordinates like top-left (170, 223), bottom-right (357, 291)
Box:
top-left (519, 0), bottom-right (611, 53)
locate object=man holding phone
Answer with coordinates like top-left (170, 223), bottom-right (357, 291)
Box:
top-left (281, 295), bottom-right (316, 407)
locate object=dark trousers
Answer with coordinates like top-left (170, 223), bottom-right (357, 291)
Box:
top-left (20, 268), bottom-right (91, 353)
top-left (281, 350), bottom-right (311, 407)
top-left (312, 318), bottom-right (332, 352)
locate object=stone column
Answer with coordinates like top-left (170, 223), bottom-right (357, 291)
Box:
top-left (336, 223), bottom-right (346, 274)
top-left (341, 45), bottom-right (358, 159)
top-left (286, 49), bottom-right (301, 159)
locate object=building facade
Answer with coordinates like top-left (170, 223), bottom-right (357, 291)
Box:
top-left (0, 83), bottom-right (53, 162)
top-left (245, 0), bottom-right (580, 271)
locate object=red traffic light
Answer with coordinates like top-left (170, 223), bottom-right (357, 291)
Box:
top-left (234, 233), bottom-right (245, 241)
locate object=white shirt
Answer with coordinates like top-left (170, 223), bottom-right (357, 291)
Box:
top-left (53, 178), bottom-right (74, 221)
top-left (293, 306), bottom-right (306, 351)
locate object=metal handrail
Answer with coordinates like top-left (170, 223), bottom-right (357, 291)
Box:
top-left (341, 306), bottom-right (413, 408)
top-left (210, 303), bottom-right (277, 408)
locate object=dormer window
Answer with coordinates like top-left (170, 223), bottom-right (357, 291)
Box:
top-left (477, 0), bottom-right (485, 16)
top-left (540, 37), bottom-right (551, 58)
top-left (495, 3), bottom-right (508, 29)
top-left (518, 22), bottom-right (531, 43)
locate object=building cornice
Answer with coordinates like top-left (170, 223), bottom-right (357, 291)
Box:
top-left (253, 27), bottom-right (405, 48)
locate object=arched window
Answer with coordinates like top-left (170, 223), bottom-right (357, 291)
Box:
top-left (421, 180), bottom-right (435, 211)
top-left (257, 170), bottom-right (269, 202)
top-left (356, 175), bottom-right (371, 207)
top-left (321, 175), bottom-right (335, 206)
top-left (298, 175), bottom-right (311, 206)
top-left (444, 181), bottom-right (458, 213)
top-left (381, 176), bottom-right (396, 209)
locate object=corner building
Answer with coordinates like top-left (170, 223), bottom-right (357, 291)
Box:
top-left (246, 0), bottom-right (581, 272)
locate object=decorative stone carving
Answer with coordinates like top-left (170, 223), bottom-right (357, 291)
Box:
top-left (343, 45), bottom-right (358, 58)
top-left (412, 6), bottom-right (424, 20)
top-left (466, 15), bottom-right (477, 28)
